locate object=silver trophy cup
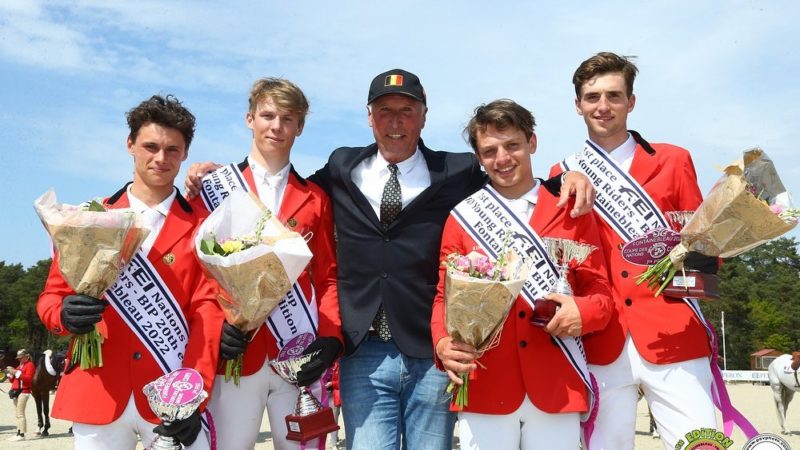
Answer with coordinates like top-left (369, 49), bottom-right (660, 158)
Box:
top-left (143, 368), bottom-right (207, 450)
top-left (530, 238), bottom-right (596, 327)
top-left (270, 352), bottom-right (340, 442)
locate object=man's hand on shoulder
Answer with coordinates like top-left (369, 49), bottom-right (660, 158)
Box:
top-left (184, 162), bottom-right (223, 199)
top-left (556, 171), bottom-right (595, 218)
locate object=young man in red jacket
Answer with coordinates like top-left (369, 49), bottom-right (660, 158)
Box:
top-left (432, 99), bottom-right (612, 450)
top-left (6, 349), bottom-right (35, 441)
top-left (552, 52), bottom-right (728, 449)
top-left (38, 95), bottom-right (224, 450)
top-left (184, 78), bottom-right (342, 450)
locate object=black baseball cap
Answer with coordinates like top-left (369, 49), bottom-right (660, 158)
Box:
top-left (367, 69), bottom-right (426, 105)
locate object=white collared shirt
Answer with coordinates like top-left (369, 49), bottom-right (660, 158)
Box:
top-left (126, 185), bottom-right (176, 255)
top-left (501, 180), bottom-right (540, 221)
top-left (249, 159), bottom-right (291, 214)
top-left (590, 132), bottom-right (636, 172)
top-left (351, 146), bottom-right (431, 218)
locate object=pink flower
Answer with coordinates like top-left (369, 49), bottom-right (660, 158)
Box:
top-left (455, 256), bottom-right (471, 272)
top-left (472, 256), bottom-right (492, 275)
top-left (466, 251), bottom-right (485, 266)
top-left (770, 204), bottom-right (784, 215)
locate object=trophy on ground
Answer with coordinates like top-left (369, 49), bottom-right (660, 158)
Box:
top-left (270, 351), bottom-right (340, 442)
top-left (530, 238), bottom-right (596, 327)
top-left (143, 368), bottom-right (207, 450)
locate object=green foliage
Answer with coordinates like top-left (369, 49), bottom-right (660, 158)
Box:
top-left (700, 237), bottom-right (800, 369)
top-left (0, 258), bottom-right (70, 353)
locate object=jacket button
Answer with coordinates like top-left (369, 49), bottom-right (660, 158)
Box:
top-left (383, 236), bottom-right (390, 242)
top-left (53, 326), bottom-right (62, 333)
top-left (618, 243), bottom-right (624, 250)
top-left (519, 340), bottom-right (527, 348)
top-left (133, 352), bottom-right (142, 360)
top-left (518, 311), bottom-right (526, 319)
top-left (621, 270), bottom-right (628, 278)
top-left (625, 298), bottom-right (632, 306)
top-left (381, 272), bottom-right (388, 279)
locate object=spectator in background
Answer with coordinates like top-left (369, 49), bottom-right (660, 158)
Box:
top-left (7, 349), bottom-right (35, 441)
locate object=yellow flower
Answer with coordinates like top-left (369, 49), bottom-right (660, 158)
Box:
top-left (221, 239), bottom-right (245, 254)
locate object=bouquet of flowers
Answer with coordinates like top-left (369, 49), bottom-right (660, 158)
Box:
top-left (34, 190), bottom-right (150, 369)
top-left (638, 148), bottom-right (799, 296)
top-left (443, 245), bottom-right (529, 408)
top-left (195, 190), bottom-right (312, 385)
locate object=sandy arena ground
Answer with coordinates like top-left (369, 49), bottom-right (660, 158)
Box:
top-left (1, 382), bottom-right (799, 449)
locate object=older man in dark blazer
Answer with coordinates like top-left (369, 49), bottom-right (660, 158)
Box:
top-left (309, 69), bottom-right (594, 450)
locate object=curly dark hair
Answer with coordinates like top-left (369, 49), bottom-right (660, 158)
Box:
top-left (126, 95), bottom-right (196, 148)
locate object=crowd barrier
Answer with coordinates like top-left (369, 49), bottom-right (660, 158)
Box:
top-left (721, 370), bottom-right (770, 383)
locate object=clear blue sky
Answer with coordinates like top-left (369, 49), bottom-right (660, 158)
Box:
top-left (1, 1), bottom-right (798, 267)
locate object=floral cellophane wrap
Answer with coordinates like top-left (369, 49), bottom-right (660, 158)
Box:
top-left (194, 190), bottom-right (312, 333)
top-left (670, 148), bottom-right (797, 265)
top-left (34, 189), bottom-right (150, 298)
top-left (444, 254), bottom-right (529, 352)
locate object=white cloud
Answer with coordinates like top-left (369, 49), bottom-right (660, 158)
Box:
top-left (3, 0), bottom-right (800, 267)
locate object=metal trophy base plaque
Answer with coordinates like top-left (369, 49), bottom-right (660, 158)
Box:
top-left (530, 299), bottom-right (559, 327)
top-left (662, 270), bottom-right (720, 301)
top-left (285, 403), bottom-right (340, 442)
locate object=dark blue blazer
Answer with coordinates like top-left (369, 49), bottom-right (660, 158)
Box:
top-left (311, 139), bottom-right (486, 358)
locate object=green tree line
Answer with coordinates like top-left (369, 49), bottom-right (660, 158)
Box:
top-left (0, 258), bottom-right (70, 353)
top-left (700, 237), bottom-right (800, 369)
top-left (1, 237), bottom-right (799, 368)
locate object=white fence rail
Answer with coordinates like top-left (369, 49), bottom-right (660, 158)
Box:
top-left (721, 370), bottom-right (770, 383)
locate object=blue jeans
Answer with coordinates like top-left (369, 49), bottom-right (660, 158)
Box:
top-left (339, 336), bottom-right (456, 450)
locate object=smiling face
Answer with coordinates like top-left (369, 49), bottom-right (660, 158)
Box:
top-left (575, 71), bottom-right (636, 150)
top-left (247, 97), bottom-right (303, 163)
top-left (475, 124), bottom-right (537, 199)
top-left (128, 122), bottom-right (187, 190)
top-left (367, 94), bottom-right (427, 164)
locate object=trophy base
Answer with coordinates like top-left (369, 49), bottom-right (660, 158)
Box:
top-left (529, 299), bottom-right (559, 327)
top-left (662, 271), bottom-right (720, 301)
top-left (285, 407), bottom-right (340, 443)
top-left (148, 435), bottom-right (179, 450)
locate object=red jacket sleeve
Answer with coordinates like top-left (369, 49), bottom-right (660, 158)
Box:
top-left (180, 268), bottom-right (225, 410)
top-left (310, 192), bottom-right (342, 346)
top-left (20, 361), bottom-right (35, 390)
top-left (37, 254), bottom-right (74, 337)
top-left (568, 210), bottom-right (613, 335)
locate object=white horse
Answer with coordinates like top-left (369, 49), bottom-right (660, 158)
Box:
top-left (768, 353), bottom-right (800, 434)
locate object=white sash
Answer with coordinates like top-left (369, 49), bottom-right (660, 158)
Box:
top-left (451, 185), bottom-right (596, 419)
top-left (561, 141), bottom-right (668, 243)
top-left (200, 162), bottom-right (320, 352)
top-left (106, 252), bottom-right (190, 374)
top-left (265, 284), bottom-right (319, 351)
top-left (199, 163), bottom-right (250, 212)
top-left (106, 252), bottom-right (216, 434)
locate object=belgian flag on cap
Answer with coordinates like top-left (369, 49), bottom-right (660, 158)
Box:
top-left (385, 74), bottom-right (404, 86)
top-left (368, 68), bottom-right (426, 105)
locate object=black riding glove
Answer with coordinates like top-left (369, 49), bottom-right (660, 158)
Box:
top-left (220, 321), bottom-right (247, 361)
top-left (296, 336), bottom-right (341, 387)
top-left (61, 294), bottom-right (107, 334)
top-left (684, 251), bottom-right (719, 274)
top-left (153, 409), bottom-right (202, 447)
